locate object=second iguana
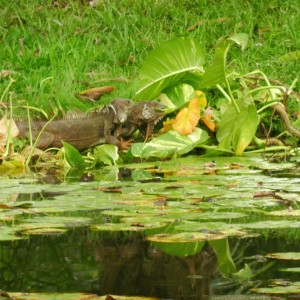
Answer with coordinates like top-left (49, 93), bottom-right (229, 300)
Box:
top-left (15, 99), bottom-right (166, 151)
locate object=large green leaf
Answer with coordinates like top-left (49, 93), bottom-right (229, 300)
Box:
top-left (92, 144), bottom-right (119, 166)
top-left (158, 83), bottom-right (195, 113)
top-left (135, 38), bottom-right (205, 100)
top-left (130, 127), bottom-right (209, 159)
top-left (208, 239), bottom-right (237, 278)
top-left (217, 99), bottom-right (259, 155)
top-left (62, 141), bottom-right (86, 169)
top-left (199, 33), bottom-right (248, 89)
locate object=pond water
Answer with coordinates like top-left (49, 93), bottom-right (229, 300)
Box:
top-left (1, 155), bottom-right (300, 299)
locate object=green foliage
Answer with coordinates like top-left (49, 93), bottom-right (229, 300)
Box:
top-left (199, 33), bottom-right (248, 89)
top-left (91, 144), bottom-right (119, 166)
top-left (134, 33), bottom-right (261, 156)
top-left (62, 141), bottom-right (86, 169)
top-left (158, 83), bottom-right (195, 113)
top-left (208, 239), bottom-right (237, 278)
top-left (134, 38), bottom-right (205, 100)
top-left (217, 99), bottom-right (259, 155)
top-left (130, 128), bottom-right (209, 159)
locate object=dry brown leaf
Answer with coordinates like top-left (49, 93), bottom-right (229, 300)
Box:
top-left (75, 86), bottom-right (116, 102)
top-left (0, 117), bottom-right (19, 146)
top-left (0, 70), bottom-right (13, 78)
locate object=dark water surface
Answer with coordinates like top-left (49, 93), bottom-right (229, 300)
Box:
top-left (1, 155), bottom-right (300, 299)
top-left (1, 229), bottom-right (300, 299)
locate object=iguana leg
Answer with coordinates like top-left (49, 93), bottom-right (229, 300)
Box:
top-left (139, 121), bottom-right (155, 141)
top-left (118, 138), bottom-right (134, 150)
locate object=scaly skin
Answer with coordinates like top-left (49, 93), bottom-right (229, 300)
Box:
top-left (121, 100), bottom-right (166, 141)
top-left (15, 99), bottom-right (166, 150)
top-left (16, 98), bottom-right (133, 150)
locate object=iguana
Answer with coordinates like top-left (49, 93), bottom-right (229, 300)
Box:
top-left (15, 99), bottom-right (166, 150)
top-left (120, 100), bottom-right (166, 141)
top-left (15, 98), bottom-right (134, 150)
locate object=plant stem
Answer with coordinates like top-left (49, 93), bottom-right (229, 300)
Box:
top-left (225, 73), bottom-right (240, 113)
top-left (216, 84), bottom-right (232, 103)
top-left (0, 78), bottom-right (15, 103)
top-left (25, 113), bottom-right (57, 166)
top-left (245, 146), bottom-right (290, 154)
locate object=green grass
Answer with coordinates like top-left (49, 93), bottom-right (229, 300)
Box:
top-left (0, 0), bottom-right (299, 116)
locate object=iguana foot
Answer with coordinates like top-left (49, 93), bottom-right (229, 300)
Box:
top-left (118, 138), bottom-right (134, 150)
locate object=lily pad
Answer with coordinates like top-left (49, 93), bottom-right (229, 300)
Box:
top-left (16, 216), bottom-right (92, 236)
top-left (3, 293), bottom-right (158, 300)
top-left (0, 225), bottom-right (23, 241)
top-left (146, 230), bottom-right (243, 243)
top-left (266, 253), bottom-right (300, 260)
top-left (279, 268), bottom-right (300, 273)
top-left (174, 221), bottom-right (243, 233)
top-left (20, 227), bottom-right (67, 235)
top-left (178, 211), bottom-right (247, 221)
top-left (242, 220), bottom-right (300, 230)
top-left (90, 222), bottom-right (161, 232)
top-left (252, 281), bottom-right (300, 295)
top-left (268, 209), bottom-right (300, 217)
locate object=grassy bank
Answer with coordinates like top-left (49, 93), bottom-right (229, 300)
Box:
top-left (0, 0), bottom-right (299, 116)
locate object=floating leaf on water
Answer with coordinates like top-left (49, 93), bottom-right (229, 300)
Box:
top-left (274, 192), bottom-right (300, 202)
top-left (4, 292), bottom-right (130, 300)
top-left (98, 295), bottom-right (161, 300)
top-left (131, 169), bottom-right (154, 181)
top-left (175, 221), bottom-right (243, 233)
top-left (252, 281), bottom-right (300, 295)
top-left (177, 212), bottom-right (247, 221)
top-left (91, 223), bottom-right (159, 232)
top-left (16, 216), bottom-right (92, 235)
top-left (20, 227), bottom-right (67, 235)
top-left (242, 220), bottom-right (300, 230)
top-left (0, 225), bottom-right (23, 241)
top-left (266, 253), bottom-right (300, 260)
top-left (279, 268), bottom-right (300, 273)
top-left (268, 209), bottom-right (300, 217)
top-left (121, 216), bottom-right (172, 228)
top-left (146, 230), bottom-right (243, 243)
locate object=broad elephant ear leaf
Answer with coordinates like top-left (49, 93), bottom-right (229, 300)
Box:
top-left (217, 99), bottom-right (259, 155)
top-left (199, 33), bottom-right (248, 89)
top-left (130, 128), bottom-right (209, 159)
top-left (62, 141), bottom-right (86, 169)
top-left (135, 38), bottom-right (205, 100)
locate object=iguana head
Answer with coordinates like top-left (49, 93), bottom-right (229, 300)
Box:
top-left (110, 98), bottom-right (134, 124)
top-left (128, 100), bottom-right (166, 126)
top-left (125, 100), bottom-right (166, 140)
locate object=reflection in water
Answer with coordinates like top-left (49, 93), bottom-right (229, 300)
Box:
top-left (95, 233), bottom-right (217, 299)
top-left (1, 229), bottom-right (299, 299)
top-left (0, 230), bottom-right (217, 299)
